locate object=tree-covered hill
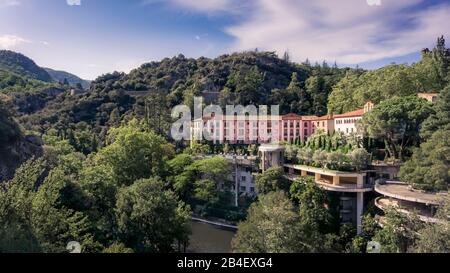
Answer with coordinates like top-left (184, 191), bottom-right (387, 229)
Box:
top-left (0, 69), bottom-right (51, 93)
top-left (90, 51), bottom-right (350, 114)
top-left (0, 50), bottom-right (52, 82)
top-left (44, 67), bottom-right (90, 89)
top-left (13, 51), bottom-right (350, 151)
top-left (328, 36), bottom-right (450, 114)
top-left (4, 37), bottom-right (449, 156)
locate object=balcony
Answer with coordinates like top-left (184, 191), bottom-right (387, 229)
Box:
top-left (284, 164), bottom-right (373, 193)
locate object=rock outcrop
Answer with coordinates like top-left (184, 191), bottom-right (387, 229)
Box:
top-left (0, 135), bottom-right (44, 182)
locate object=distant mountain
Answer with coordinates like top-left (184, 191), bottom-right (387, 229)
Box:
top-left (44, 67), bottom-right (90, 89)
top-left (0, 50), bottom-right (52, 82)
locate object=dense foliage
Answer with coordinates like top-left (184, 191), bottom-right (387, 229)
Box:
top-left (399, 129), bottom-right (450, 191)
top-left (0, 121), bottom-right (192, 253)
top-left (284, 132), bottom-right (370, 171)
top-left (232, 177), bottom-right (354, 253)
top-left (1, 37), bottom-right (450, 253)
top-left (328, 36), bottom-right (450, 114)
top-left (360, 96), bottom-right (433, 161)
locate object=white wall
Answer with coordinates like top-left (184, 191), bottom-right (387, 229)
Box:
top-left (334, 117), bottom-right (362, 135)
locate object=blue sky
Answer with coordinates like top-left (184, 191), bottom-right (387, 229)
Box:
top-left (1, 0), bottom-right (449, 80)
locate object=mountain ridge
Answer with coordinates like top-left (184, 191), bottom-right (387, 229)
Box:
top-left (44, 67), bottom-right (90, 89)
top-left (0, 50), bottom-right (52, 82)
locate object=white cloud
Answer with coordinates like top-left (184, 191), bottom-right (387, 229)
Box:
top-left (0, 35), bottom-right (29, 49)
top-left (142, 0), bottom-right (245, 14)
top-left (66, 0), bottom-right (81, 6)
top-left (0, 35), bottom-right (51, 50)
top-left (224, 0), bottom-right (450, 65)
top-left (156, 0), bottom-right (450, 65)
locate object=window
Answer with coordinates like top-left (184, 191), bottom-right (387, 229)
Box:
top-left (250, 187), bottom-right (255, 193)
top-left (240, 186), bottom-right (246, 192)
top-left (241, 176), bottom-right (246, 182)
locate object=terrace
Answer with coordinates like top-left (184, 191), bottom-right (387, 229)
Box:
top-left (375, 181), bottom-right (446, 205)
top-left (375, 197), bottom-right (440, 223)
top-left (375, 181), bottom-right (447, 223)
top-left (284, 164), bottom-right (373, 193)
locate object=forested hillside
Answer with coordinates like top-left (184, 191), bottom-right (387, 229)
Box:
top-left (7, 51), bottom-right (350, 154)
top-left (0, 69), bottom-right (51, 93)
top-left (0, 50), bottom-right (89, 93)
top-left (328, 36), bottom-right (450, 114)
top-left (1, 37), bottom-right (449, 158)
top-left (44, 67), bottom-right (90, 89)
top-left (0, 50), bottom-right (52, 82)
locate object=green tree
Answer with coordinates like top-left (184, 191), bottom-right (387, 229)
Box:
top-left (399, 129), bottom-right (450, 191)
top-left (232, 191), bottom-right (302, 253)
top-left (306, 75), bottom-right (327, 116)
top-left (94, 119), bottom-right (169, 186)
top-left (187, 157), bottom-right (231, 203)
top-left (115, 177), bottom-right (191, 253)
top-left (103, 242), bottom-right (134, 253)
top-left (255, 167), bottom-right (290, 195)
top-left (349, 148), bottom-right (371, 172)
top-left (414, 36), bottom-right (450, 91)
top-left (109, 108), bottom-right (121, 128)
top-left (289, 72), bottom-right (310, 114)
top-left (144, 91), bottom-right (172, 137)
top-left (360, 96), bottom-right (433, 161)
top-left (30, 168), bottom-right (99, 253)
top-left (327, 150), bottom-right (347, 171)
top-left (78, 165), bottom-right (118, 245)
top-left (413, 195), bottom-right (450, 253)
top-left (421, 85), bottom-right (450, 140)
top-left (290, 176), bottom-right (332, 234)
top-left (372, 208), bottom-right (423, 253)
top-left (227, 65), bottom-right (264, 105)
top-left (0, 158), bottom-right (45, 252)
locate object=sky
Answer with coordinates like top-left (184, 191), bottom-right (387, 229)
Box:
top-left (0, 0), bottom-right (449, 80)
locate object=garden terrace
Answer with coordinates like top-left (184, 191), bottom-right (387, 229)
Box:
top-left (284, 164), bottom-right (373, 193)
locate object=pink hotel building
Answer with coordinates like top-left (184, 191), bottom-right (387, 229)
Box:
top-left (191, 102), bottom-right (375, 144)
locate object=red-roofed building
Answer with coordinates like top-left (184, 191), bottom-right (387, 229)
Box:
top-left (311, 114), bottom-right (335, 135)
top-left (334, 102), bottom-right (374, 135)
top-left (190, 102), bottom-right (375, 143)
